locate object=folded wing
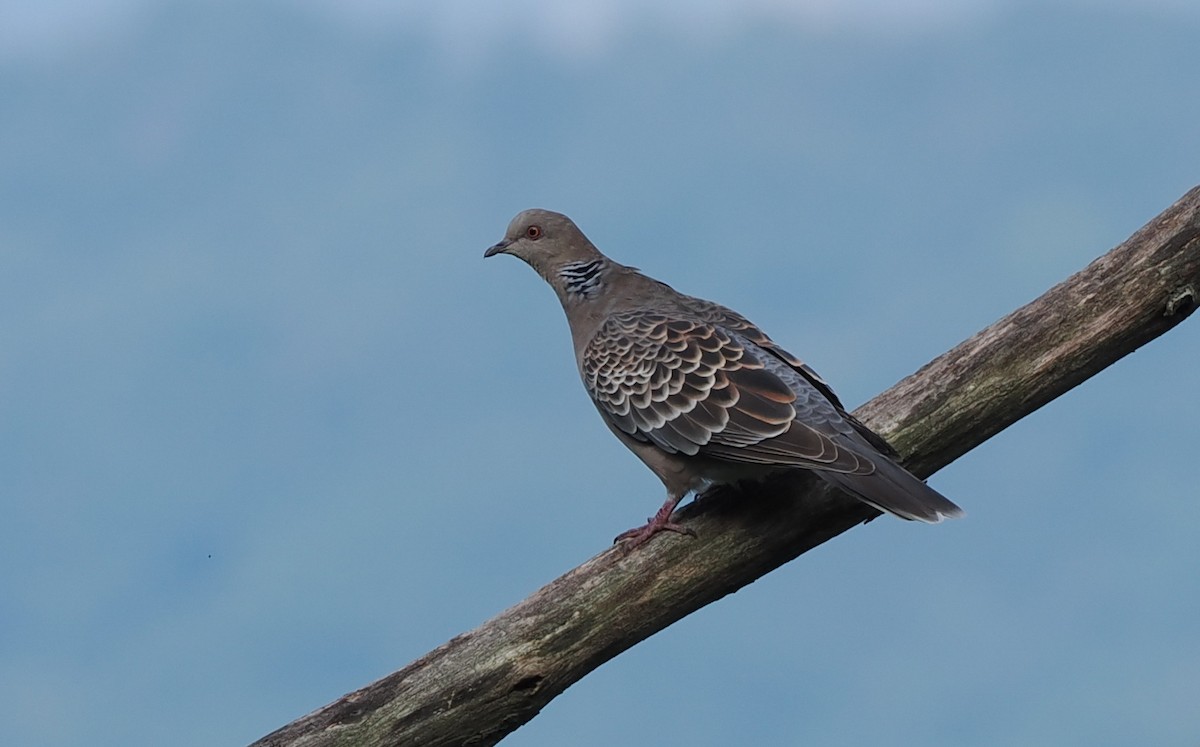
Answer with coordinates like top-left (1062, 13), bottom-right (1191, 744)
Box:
top-left (582, 309), bottom-right (963, 522)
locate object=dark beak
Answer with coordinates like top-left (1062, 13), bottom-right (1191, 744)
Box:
top-left (484, 239), bottom-right (511, 258)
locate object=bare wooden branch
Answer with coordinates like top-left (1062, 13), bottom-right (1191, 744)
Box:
top-left (251, 187), bottom-right (1200, 747)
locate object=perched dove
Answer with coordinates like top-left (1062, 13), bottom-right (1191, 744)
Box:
top-left (486, 209), bottom-right (962, 547)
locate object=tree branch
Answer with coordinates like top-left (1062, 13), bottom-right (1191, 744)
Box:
top-left (251, 187), bottom-right (1200, 747)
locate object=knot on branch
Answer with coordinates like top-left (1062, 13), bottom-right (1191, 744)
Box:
top-left (510, 674), bottom-right (544, 693)
top-left (1165, 285), bottom-right (1196, 317)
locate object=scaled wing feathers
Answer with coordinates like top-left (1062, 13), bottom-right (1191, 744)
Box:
top-left (581, 310), bottom-right (876, 475)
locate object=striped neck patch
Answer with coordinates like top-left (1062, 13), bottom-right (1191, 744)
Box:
top-left (558, 259), bottom-right (607, 299)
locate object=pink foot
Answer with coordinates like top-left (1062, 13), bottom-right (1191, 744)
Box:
top-left (613, 501), bottom-right (696, 549)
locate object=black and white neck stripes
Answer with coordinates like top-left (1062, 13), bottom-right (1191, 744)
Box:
top-left (558, 259), bottom-right (607, 299)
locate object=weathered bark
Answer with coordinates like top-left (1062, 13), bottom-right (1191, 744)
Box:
top-left (252, 187), bottom-right (1200, 747)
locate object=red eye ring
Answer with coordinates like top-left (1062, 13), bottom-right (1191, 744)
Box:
top-left (526, 225), bottom-right (542, 239)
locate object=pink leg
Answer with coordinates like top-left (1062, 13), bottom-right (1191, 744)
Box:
top-left (613, 493), bottom-right (696, 549)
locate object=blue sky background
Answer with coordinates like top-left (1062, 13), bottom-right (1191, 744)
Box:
top-left (1, 1), bottom-right (1198, 745)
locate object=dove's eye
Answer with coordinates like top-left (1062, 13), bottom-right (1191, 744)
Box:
top-left (526, 225), bottom-right (543, 239)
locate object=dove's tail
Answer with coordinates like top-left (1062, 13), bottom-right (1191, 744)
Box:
top-left (818, 455), bottom-right (964, 523)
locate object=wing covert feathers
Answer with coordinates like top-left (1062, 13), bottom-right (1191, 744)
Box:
top-left (582, 306), bottom-right (963, 523)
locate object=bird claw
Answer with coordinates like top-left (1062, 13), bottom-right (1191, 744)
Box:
top-left (613, 515), bottom-right (697, 549)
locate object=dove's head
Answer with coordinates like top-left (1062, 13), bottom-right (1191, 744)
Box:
top-left (485, 209), bottom-right (605, 279)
